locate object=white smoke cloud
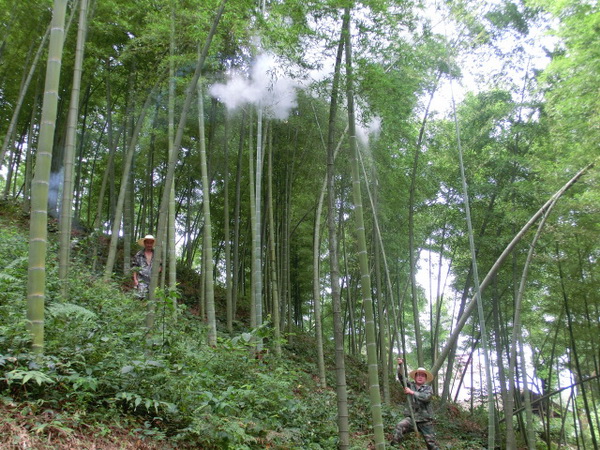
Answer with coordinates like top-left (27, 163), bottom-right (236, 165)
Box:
top-left (209, 52), bottom-right (298, 120)
top-left (356, 115), bottom-right (382, 145)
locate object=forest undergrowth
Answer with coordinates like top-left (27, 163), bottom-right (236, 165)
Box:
top-left (0, 202), bottom-right (488, 449)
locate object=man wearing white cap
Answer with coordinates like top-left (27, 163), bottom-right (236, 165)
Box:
top-left (132, 234), bottom-right (157, 299)
top-left (392, 358), bottom-right (439, 449)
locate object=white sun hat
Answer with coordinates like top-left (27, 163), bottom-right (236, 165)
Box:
top-left (137, 234), bottom-right (156, 248)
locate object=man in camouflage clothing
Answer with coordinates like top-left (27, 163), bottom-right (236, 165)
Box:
top-left (392, 358), bottom-right (439, 449)
top-left (132, 234), bottom-right (157, 300)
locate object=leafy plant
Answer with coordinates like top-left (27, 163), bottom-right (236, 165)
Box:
top-left (46, 303), bottom-right (98, 323)
top-left (114, 391), bottom-right (177, 415)
top-left (4, 369), bottom-right (55, 387)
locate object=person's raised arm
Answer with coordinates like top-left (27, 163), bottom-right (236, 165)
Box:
top-left (397, 358), bottom-right (407, 385)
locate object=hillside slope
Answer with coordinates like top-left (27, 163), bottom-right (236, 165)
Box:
top-left (0, 203), bottom-right (487, 449)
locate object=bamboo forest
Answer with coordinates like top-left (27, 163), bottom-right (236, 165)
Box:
top-left (0, 0), bottom-right (598, 448)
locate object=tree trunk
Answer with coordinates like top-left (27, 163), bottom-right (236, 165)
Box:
top-left (343, 8), bottom-right (385, 448)
top-left (4, 126), bottom-right (27, 198)
top-left (492, 275), bottom-right (511, 442)
top-left (232, 112), bottom-right (245, 321)
top-left (58, 0), bottom-right (89, 298)
top-left (71, 84), bottom-right (90, 221)
top-left (167, 0), bottom-right (177, 296)
top-left (267, 125), bottom-right (281, 356)
top-left (312, 123), bottom-right (347, 387)
top-left (312, 170), bottom-right (327, 386)
top-left (327, 15), bottom-right (349, 447)
top-left (252, 106), bottom-right (265, 339)
top-left (283, 154), bottom-right (292, 339)
top-left (26, 0), bottom-right (68, 354)
top-left (223, 113), bottom-right (233, 332)
top-left (123, 156), bottom-right (134, 274)
top-left (197, 79), bottom-right (217, 346)
top-left (22, 80), bottom-right (41, 214)
top-left (248, 109), bottom-right (256, 329)
top-left (407, 137), bottom-right (424, 367)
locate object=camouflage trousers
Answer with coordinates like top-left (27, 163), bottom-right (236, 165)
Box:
top-left (135, 281), bottom-right (150, 300)
top-left (392, 417), bottom-right (439, 450)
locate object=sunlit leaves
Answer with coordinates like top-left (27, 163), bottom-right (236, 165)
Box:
top-left (536, 0), bottom-right (600, 165)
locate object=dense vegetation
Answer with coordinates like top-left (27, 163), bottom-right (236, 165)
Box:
top-left (0, 208), bottom-right (490, 448)
top-left (0, 0), bottom-right (598, 448)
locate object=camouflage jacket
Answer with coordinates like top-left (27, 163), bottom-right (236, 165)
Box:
top-left (397, 366), bottom-right (434, 422)
top-left (132, 249), bottom-right (155, 284)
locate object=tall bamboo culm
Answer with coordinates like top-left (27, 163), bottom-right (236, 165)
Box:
top-left (343, 7), bottom-right (385, 448)
top-left (27, 0), bottom-right (68, 353)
